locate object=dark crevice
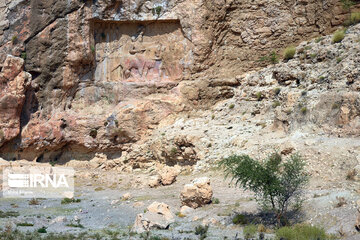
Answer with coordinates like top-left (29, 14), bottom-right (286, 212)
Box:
top-left (28, 71), bottom-right (41, 80)
top-left (20, 87), bottom-right (39, 129)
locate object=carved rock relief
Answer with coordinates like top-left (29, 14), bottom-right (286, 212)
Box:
top-left (93, 21), bottom-right (192, 83)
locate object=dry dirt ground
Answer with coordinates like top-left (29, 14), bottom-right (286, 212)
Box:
top-left (1, 165), bottom-right (360, 239)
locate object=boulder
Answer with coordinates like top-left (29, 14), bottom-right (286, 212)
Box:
top-left (122, 192), bottom-right (131, 201)
top-left (180, 205), bottom-right (194, 215)
top-left (180, 177), bottom-right (213, 209)
top-left (158, 166), bottom-right (181, 185)
top-left (148, 175), bottom-right (161, 188)
top-left (132, 202), bottom-right (174, 233)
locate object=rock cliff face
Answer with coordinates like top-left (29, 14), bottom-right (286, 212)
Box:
top-left (0, 0), bottom-right (359, 163)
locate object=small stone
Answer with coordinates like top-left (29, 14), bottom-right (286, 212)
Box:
top-left (122, 192), bottom-right (131, 201)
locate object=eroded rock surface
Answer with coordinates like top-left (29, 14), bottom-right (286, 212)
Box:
top-left (180, 177), bottom-right (213, 208)
top-left (0, 0), bottom-right (359, 163)
top-left (132, 201), bottom-right (174, 233)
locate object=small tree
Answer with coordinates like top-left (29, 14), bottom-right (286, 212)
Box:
top-left (219, 152), bottom-right (308, 226)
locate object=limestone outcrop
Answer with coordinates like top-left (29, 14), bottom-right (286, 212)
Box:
top-left (0, 0), bottom-right (359, 163)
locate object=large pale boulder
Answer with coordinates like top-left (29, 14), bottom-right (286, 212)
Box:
top-left (180, 177), bottom-right (213, 209)
top-left (158, 166), bottom-right (181, 185)
top-left (132, 202), bottom-right (174, 233)
top-left (180, 177), bottom-right (213, 208)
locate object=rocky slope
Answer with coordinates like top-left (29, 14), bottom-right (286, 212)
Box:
top-left (0, 0), bottom-right (359, 162)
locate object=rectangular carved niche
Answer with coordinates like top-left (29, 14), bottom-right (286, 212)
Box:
top-left (92, 20), bottom-right (192, 83)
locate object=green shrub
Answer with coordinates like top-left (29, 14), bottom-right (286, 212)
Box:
top-left (212, 197), bottom-right (220, 204)
top-left (332, 29), bottom-right (345, 43)
top-left (12, 35), bottom-right (17, 44)
top-left (232, 214), bottom-right (249, 225)
top-left (219, 153), bottom-right (308, 226)
top-left (61, 198), bottom-right (81, 204)
top-left (153, 6), bottom-right (162, 16)
top-left (259, 51), bottom-right (279, 64)
top-left (90, 45), bottom-right (95, 53)
top-left (275, 224), bottom-right (331, 240)
top-left (37, 227), bottom-right (47, 233)
top-left (256, 92), bottom-right (263, 101)
top-left (16, 222), bottom-right (34, 227)
top-left (300, 107), bottom-right (307, 114)
top-left (340, 0), bottom-right (355, 11)
top-left (170, 147), bottom-right (177, 155)
top-left (229, 104), bottom-right (235, 109)
top-left (270, 51), bottom-right (279, 64)
top-left (283, 46), bottom-right (296, 60)
top-left (350, 12), bottom-right (360, 25)
top-left (315, 37), bottom-right (324, 43)
top-left (272, 101), bottom-right (281, 108)
top-left (336, 57), bottom-right (342, 63)
top-left (21, 52), bottom-right (27, 60)
top-left (0, 210), bottom-right (19, 218)
top-left (66, 223), bottom-right (84, 228)
top-left (195, 225), bottom-right (209, 240)
top-left (243, 224), bottom-right (257, 239)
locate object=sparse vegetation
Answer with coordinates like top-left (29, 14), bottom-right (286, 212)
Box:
top-left (283, 46), bottom-right (296, 60)
top-left (255, 92), bottom-right (263, 101)
top-left (243, 224), bottom-right (257, 239)
top-left (275, 224), bottom-right (333, 240)
top-left (340, 0), bottom-right (355, 11)
top-left (61, 198), bottom-right (81, 204)
top-left (21, 52), bottom-right (27, 60)
top-left (332, 29), bottom-right (345, 44)
top-left (220, 153), bottom-right (308, 226)
top-left (66, 223), bottom-right (84, 228)
top-left (318, 76), bottom-right (325, 83)
top-left (272, 101), bottom-right (280, 108)
top-left (300, 107), bottom-right (307, 114)
top-left (232, 214), bottom-right (249, 225)
top-left (336, 57), bottom-right (342, 63)
top-left (153, 6), bottom-right (162, 16)
top-left (274, 87), bottom-right (281, 95)
top-left (350, 12), bottom-right (360, 25)
top-left (212, 197), bottom-right (220, 204)
top-left (259, 51), bottom-right (279, 64)
top-left (29, 198), bottom-right (40, 205)
top-left (16, 222), bottom-right (34, 227)
top-left (11, 35), bottom-right (17, 44)
top-left (310, 53), bottom-right (317, 59)
top-left (90, 45), bottom-right (95, 53)
top-left (0, 210), bottom-right (19, 218)
top-left (315, 37), bottom-right (324, 43)
top-left (229, 103), bottom-right (235, 109)
top-left (175, 212), bottom-right (186, 218)
top-left (346, 169), bottom-right (356, 180)
top-left (170, 146), bottom-right (178, 155)
top-left (37, 227), bottom-right (47, 233)
top-left (195, 225), bottom-right (209, 240)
